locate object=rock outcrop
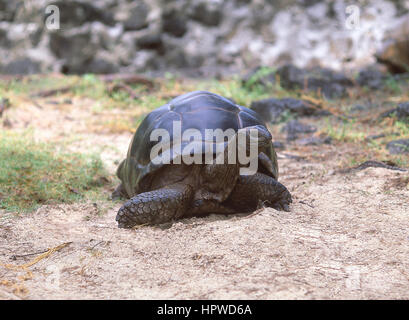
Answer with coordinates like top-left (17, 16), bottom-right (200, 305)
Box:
top-left (0, 0), bottom-right (408, 75)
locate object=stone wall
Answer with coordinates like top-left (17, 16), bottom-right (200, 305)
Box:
top-left (0, 0), bottom-right (408, 76)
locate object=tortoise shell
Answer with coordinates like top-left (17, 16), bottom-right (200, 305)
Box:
top-left (117, 91), bottom-right (278, 197)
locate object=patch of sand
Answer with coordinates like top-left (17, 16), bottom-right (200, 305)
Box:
top-left (1, 165), bottom-right (408, 299)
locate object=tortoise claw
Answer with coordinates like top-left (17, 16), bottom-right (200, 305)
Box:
top-left (272, 188), bottom-right (292, 212)
top-left (116, 206), bottom-right (137, 228)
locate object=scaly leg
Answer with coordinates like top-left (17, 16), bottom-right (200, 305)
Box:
top-left (116, 183), bottom-right (193, 228)
top-left (225, 173), bottom-right (292, 212)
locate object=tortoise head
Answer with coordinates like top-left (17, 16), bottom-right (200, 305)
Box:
top-left (235, 124), bottom-right (272, 159)
top-left (214, 124), bottom-right (272, 176)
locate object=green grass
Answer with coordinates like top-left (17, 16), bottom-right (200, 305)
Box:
top-left (0, 72), bottom-right (295, 116)
top-left (0, 132), bottom-right (110, 212)
top-left (394, 120), bottom-right (409, 136)
top-left (323, 118), bottom-right (366, 142)
top-left (384, 76), bottom-right (403, 95)
top-left (391, 155), bottom-right (409, 168)
top-left (195, 76), bottom-right (297, 107)
top-left (242, 66), bottom-right (276, 89)
top-left (0, 75), bottom-right (78, 96)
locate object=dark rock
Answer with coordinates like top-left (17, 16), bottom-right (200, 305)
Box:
top-left (48, 1), bottom-right (114, 27)
top-left (272, 141), bottom-right (285, 149)
top-left (365, 133), bottom-right (387, 141)
top-left (349, 102), bottom-right (383, 115)
top-left (83, 58), bottom-right (119, 74)
top-left (137, 34), bottom-right (164, 54)
top-left (343, 160), bottom-right (407, 173)
top-left (380, 102), bottom-right (409, 122)
top-left (190, 2), bottom-right (223, 27)
top-left (350, 104), bottom-right (367, 112)
top-left (280, 98), bottom-right (313, 115)
top-left (356, 67), bottom-right (387, 89)
top-left (295, 135), bottom-right (332, 146)
top-left (392, 72), bottom-right (409, 81)
top-left (164, 47), bottom-right (189, 68)
top-left (297, 0), bottom-right (323, 7)
top-left (123, 2), bottom-right (149, 31)
top-left (386, 139), bottom-right (409, 154)
top-left (46, 100), bottom-right (59, 105)
top-left (251, 97), bottom-right (328, 123)
top-left (251, 98), bottom-right (287, 123)
top-left (365, 132), bottom-right (400, 141)
top-left (3, 117), bottom-right (12, 128)
top-left (0, 28), bottom-right (9, 47)
top-left (245, 65), bottom-right (353, 98)
top-left (395, 102), bottom-right (409, 120)
top-left (276, 64), bottom-right (354, 98)
top-left (162, 10), bottom-right (188, 38)
top-left (1, 58), bottom-right (40, 74)
top-left (281, 120), bottom-right (317, 141)
top-left (281, 97), bottom-right (331, 117)
top-left (0, 0), bottom-right (19, 21)
top-left (49, 28), bottom-right (96, 73)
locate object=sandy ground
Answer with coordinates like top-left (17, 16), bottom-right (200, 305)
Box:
top-left (1, 95), bottom-right (409, 299)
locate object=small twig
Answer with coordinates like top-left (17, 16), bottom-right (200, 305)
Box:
top-left (99, 74), bottom-right (155, 88)
top-left (10, 249), bottom-right (49, 261)
top-left (299, 200), bottom-right (315, 208)
top-left (27, 73), bottom-right (154, 98)
top-left (89, 241), bottom-right (105, 251)
top-left (30, 99), bottom-right (43, 109)
top-left (108, 83), bottom-right (140, 99)
top-left (30, 85), bottom-right (74, 98)
top-left (22, 242), bottom-right (72, 269)
top-left (2, 242), bottom-right (72, 270)
top-left (29, 74), bottom-right (154, 99)
top-left (340, 160), bottom-right (407, 174)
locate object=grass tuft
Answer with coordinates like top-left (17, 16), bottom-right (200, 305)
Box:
top-left (0, 132), bottom-right (110, 212)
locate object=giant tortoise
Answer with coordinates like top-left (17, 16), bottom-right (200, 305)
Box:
top-left (114, 91), bottom-right (292, 228)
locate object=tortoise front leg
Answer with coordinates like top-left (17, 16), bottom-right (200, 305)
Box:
top-left (225, 173), bottom-right (292, 212)
top-left (116, 183), bottom-right (193, 228)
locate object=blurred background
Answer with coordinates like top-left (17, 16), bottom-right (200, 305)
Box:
top-left (0, 0), bottom-right (408, 77)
